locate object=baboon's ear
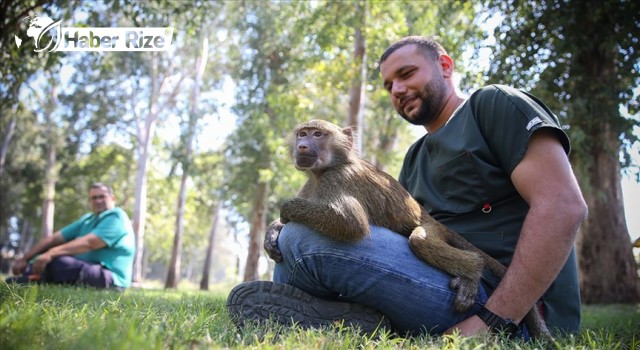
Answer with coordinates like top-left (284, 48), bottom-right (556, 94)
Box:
top-left (342, 127), bottom-right (355, 150)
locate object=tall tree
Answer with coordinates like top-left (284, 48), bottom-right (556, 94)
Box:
top-left (39, 74), bottom-right (59, 238)
top-left (18, 73), bottom-right (63, 239)
top-left (166, 28), bottom-right (211, 289)
top-left (0, 114), bottom-right (16, 178)
top-left (346, 1), bottom-right (367, 154)
top-left (487, 0), bottom-right (640, 303)
top-left (0, 0), bottom-right (70, 246)
top-left (200, 200), bottom-right (221, 290)
top-left (130, 51), bottom-right (185, 283)
top-left (225, 0), bottom-right (320, 281)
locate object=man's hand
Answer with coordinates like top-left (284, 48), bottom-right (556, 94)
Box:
top-left (264, 219), bottom-right (285, 263)
top-left (32, 252), bottom-right (53, 274)
top-left (445, 315), bottom-right (490, 337)
top-left (11, 258), bottom-right (28, 275)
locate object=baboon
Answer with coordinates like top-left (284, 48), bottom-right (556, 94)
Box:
top-left (264, 119), bottom-right (551, 339)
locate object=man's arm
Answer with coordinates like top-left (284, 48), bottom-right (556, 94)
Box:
top-left (31, 233), bottom-right (107, 274)
top-left (11, 231), bottom-right (65, 275)
top-left (448, 129), bottom-right (588, 335)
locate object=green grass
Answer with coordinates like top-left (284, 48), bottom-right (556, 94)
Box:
top-left (1, 282), bottom-right (639, 350)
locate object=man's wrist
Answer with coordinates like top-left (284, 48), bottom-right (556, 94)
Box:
top-left (43, 249), bottom-right (57, 259)
top-left (476, 305), bottom-right (520, 337)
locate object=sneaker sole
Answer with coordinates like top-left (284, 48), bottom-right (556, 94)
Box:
top-left (227, 281), bottom-right (390, 333)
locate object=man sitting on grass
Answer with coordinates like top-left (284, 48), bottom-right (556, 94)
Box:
top-left (6, 182), bottom-right (135, 290)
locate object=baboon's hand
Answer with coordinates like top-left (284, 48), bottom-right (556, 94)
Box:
top-left (264, 219), bottom-right (285, 263)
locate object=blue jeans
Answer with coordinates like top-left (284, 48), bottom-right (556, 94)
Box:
top-left (273, 222), bottom-right (490, 335)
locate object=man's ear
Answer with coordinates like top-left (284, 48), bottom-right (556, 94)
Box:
top-left (438, 54), bottom-right (455, 78)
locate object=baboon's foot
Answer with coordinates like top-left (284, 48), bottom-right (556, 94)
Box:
top-left (449, 277), bottom-right (478, 313)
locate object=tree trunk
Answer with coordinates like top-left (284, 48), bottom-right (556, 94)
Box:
top-left (40, 142), bottom-right (55, 238)
top-left (40, 82), bottom-right (58, 238)
top-left (371, 118), bottom-right (398, 172)
top-left (131, 107), bottom-right (156, 284)
top-left (131, 53), bottom-right (185, 284)
top-left (165, 169), bottom-right (188, 289)
top-left (165, 34), bottom-right (208, 289)
top-left (200, 201), bottom-right (221, 290)
top-left (132, 53), bottom-right (164, 284)
top-left (346, 1), bottom-right (366, 155)
top-left (567, 37), bottom-right (640, 304)
top-left (243, 181), bottom-right (268, 282)
top-left (0, 115), bottom-right (16, 177)
top-left (576, 124), bottom-right (640, 303)
top-left (19, 219), bottom-right (32, 253)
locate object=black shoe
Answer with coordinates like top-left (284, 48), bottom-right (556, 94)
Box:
top-left (227, 280), bottom-right (391, 333)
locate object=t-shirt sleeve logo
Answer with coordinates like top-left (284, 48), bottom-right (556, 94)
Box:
top-left (526, 116), bottom-right (543, 131)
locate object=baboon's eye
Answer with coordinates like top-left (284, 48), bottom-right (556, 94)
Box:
top-left (313, 131), bottom-right (322, 137)
top-left (298, 131), bottom-right (307, 137)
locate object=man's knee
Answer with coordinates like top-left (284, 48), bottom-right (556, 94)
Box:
top-left (44, 256), bottom-right (82, 284)
top-left (79, 264), bottom-right (113, 288)
top-left (278, 222), bottom-right (328, 258)
top-left (47, 255), bottom-right (77, 269)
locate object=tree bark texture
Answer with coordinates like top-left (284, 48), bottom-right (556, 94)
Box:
top-left (576, 124), bottom-right (640, 303)
top-left (40, 82), bottom-right (58, 238)
top-left (165, 169), bottom-right (188, 289)
top-left (166, 35), bottom-right (208, 289)
top-left (131, 52), bottom-right (186, 284)
top-left (346, 2), bottom-right (366, 155)
top-left (243, 181), bottom-right (268, 282)
top-left (131, 105), bottom-right (156, 283)
top-left (200, 201), bottom-right (221, 290)
top-left (0, 115), bottom-right (16, 178)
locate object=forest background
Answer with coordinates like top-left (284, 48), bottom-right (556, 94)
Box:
top-left (1, 0), bottom-right (639, 304)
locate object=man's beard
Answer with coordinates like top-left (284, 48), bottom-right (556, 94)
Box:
top-left (397, 75), bottom-right (447, 126)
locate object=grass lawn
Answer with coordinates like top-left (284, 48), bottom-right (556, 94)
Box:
top-left (1, 282), bottom-right (638, 349)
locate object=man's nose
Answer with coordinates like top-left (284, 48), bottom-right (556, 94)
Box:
top-left (391, 81), bottom-right (407, 98)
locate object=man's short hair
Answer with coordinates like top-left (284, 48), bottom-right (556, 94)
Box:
top-left (379, 36), bottom-right (447, 66)
top-left (90, 182), bottom-right (113, 195)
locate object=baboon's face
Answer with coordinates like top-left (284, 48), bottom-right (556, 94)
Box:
top-left (291, 120), bottom-right (353, 174)
top-left (293, 126), bottom-right (332, 170)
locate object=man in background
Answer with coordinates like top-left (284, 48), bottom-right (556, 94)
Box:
top-left (7, 182), bottom-right (135, 290)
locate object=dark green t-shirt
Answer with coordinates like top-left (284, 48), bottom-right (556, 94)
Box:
top-left (398, 84), bottom-right (580, 334)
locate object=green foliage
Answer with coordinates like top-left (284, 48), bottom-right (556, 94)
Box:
top-left (1, 283), bottom-right (638, 349)
top-left (55, 143), bottom-right (136, 225)
top-left (0, 0), bottom-right (150, 242)
top-left (0, 103), bottom-right (46, 242)
top-left (222, 0), bottom-right (322, 224)
top-left (486, 0), bottom-right (640, 175)
top-left (0, 0), bottom-right (72, 114)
